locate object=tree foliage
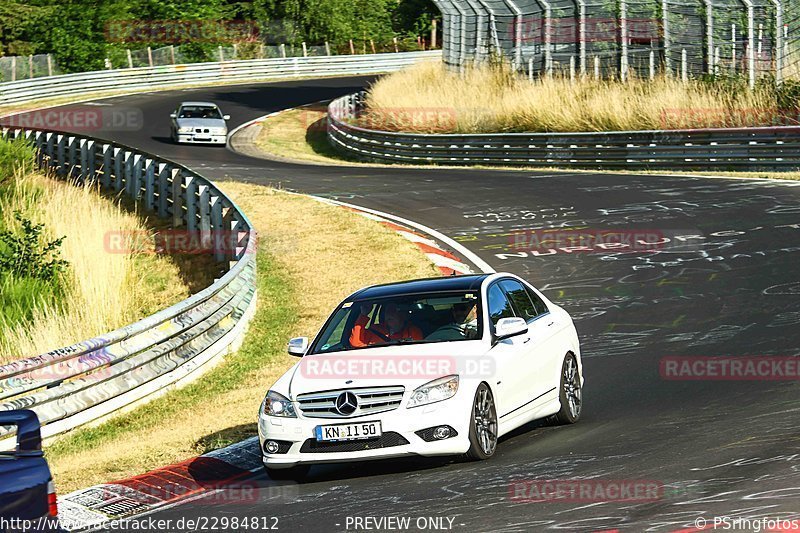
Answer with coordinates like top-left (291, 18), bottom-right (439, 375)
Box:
top-left (0, 0), bottom-right (438, 72)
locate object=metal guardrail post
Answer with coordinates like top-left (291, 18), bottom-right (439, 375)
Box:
top-left (67, 136), bottom-right (77, 179)
top-left (186, 176), bottom-right (198, 231)
top-left (78, 138), bottom-right (88, 183)
top-left (211, 196), bottom-right (224, 263)
top-left (144, 158), bottom-right (156, 211)
top-left (171, 168), bottom-right (183, 227)
top-left (130, 153), bottom-right (143, 199)
top-left (198, 184), bottom-right (211, 249)
top-left (56, 135), bottom-right (66, 177)
top-left (87, 139), bottom-right (96, 182)
top-left (157, 163), bottom-right (170, 218)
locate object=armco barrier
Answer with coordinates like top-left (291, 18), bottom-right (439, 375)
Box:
top-left (328, 91), bottom-right (800, 171)
top-left (0, 127), bottom-right (256, 449)
top-left (0, 51), bottom-right (440, 107)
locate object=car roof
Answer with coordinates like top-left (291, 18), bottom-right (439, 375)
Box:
top-left (349, 274), bottom-right (491, 300)
top-left (179, 101), bottom-right (218, 107)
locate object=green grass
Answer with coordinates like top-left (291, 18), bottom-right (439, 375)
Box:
top-left (0, 138), bottom-right (69, 344)
top-left (47, 246), bottom-right (294, 458)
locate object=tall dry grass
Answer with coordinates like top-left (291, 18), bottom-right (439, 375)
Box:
top-left (365, 61), bottom-right (789, 133)
top-left (0, 170), bottom-right (189, 362)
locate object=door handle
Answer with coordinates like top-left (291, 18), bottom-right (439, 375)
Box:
top-left (547, 321), bottom-right (554, 327)
top-left (523, 337), bottom-right (531, 343)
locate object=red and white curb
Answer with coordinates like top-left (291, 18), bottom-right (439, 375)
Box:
top-left (310, 196), bottom-right (495, 275)
top-left (58, 437), bottom-right (264, 531)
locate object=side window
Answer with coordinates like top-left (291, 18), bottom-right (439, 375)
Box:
top-left (526, 286), bottom-right (549, 316)
top-left (499, 279), bottom-right (537, 321)
top-left (487, 284), bottom-right (515, 327)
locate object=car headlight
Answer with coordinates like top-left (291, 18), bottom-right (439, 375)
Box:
top-left (177, 126), bottom-right (193, 133)
top-left (407, 375), bottom-right (459, 408)
top-left (262, 390), bottom-right (297, 417)
top-left (213, 128), bottom-right (227, 135)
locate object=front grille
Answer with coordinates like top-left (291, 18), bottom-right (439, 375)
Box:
top-left (297, 386), bottom-right (405, 418)
top-left (299, 432), bottom-right (409, 453)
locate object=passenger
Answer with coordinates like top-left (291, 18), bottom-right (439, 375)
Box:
top-left (350, 303), bottom-right (423, 347)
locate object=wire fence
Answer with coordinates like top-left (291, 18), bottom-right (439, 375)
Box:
top-left (0, 37), bottom-right (434, 82)
top-left (435, 0), bottom-right (799, 85)
top-left (0, 54), bottom-right (60, 83)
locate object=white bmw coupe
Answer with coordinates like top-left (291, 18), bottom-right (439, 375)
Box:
top-left (258, 273), bottom-right (583, 480)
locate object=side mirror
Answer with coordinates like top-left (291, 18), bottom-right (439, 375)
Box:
top-left (494, 317), bottom-right (528, 342)
top-left (170, 112), bottom-right (177, 119)
top-left (223, 114), bottom-right (231, 121)
top-left (287, 337), bottom-right (309, 357)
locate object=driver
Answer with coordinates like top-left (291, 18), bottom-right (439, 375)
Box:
top-left (426, 301), bottom-right (479, 341)
top-left (350, 303), bottom-right (423, 347)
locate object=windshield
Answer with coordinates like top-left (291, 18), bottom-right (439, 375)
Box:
top-left (311, 291), bottom-right (483, 354)
top-left (178, 105), bottom-right (222, 119)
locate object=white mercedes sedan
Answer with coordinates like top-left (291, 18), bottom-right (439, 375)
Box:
top-left (258, 273), bottom-right (583, 480)
top-left (169, 101), bottom-right (230, 145)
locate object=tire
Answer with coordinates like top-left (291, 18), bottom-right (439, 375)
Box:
top-left (553, 353), bottom-right (582, 425)
top-left (264, 464), bottom-right (310, 481)
top-left (465, 383), bottom-right (498, 460)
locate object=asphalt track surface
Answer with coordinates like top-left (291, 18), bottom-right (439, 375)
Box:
top-left (8, 77), bottom-right (800, 532)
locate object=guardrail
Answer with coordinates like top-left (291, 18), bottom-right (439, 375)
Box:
top-left (328, 91), bottom-right (800, 171)
top-left (0, 127), bottom-right (256, 448)
top-left (0, 51), bottom-right (441, 107)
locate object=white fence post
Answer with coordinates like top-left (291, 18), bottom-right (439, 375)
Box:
top-left (578, 0), bottom-right (586, 75)
top-left (705, 0), bottom-right (714, 75)
top-left (620, 0), bottom-right (629, 81)
top-left (663, 0), bottom-right (671, 74)
top-left (147, 46), bottom-right (153, 67)
top-left (682, 48), bottom-right (688, 81)
top-left (740, 0), bottom-right (755, 88)
top-left (127, 49), bottom-right (133, 68)
top-left (772, 0), bottom-right (784, 85)
top-left (47, 54), bottom-right (53, 77)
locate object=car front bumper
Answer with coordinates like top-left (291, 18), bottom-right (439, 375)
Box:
top-left (176, 133), bottom-right (227, 144)
top-left (258, 399), bottom-right (472, 468)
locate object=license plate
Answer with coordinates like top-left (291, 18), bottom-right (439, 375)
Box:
top-left (315, 421), bottom-right (382, 442)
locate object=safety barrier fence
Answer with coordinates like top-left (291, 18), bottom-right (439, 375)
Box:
top-left (433, 0), bottom-right (799, 87)
top-left (328, 91), bottom-right (800, 171)
top-left (0, 51), bottom-right (441, 107)
top-left (0, 127), bottom-right (257, 448)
